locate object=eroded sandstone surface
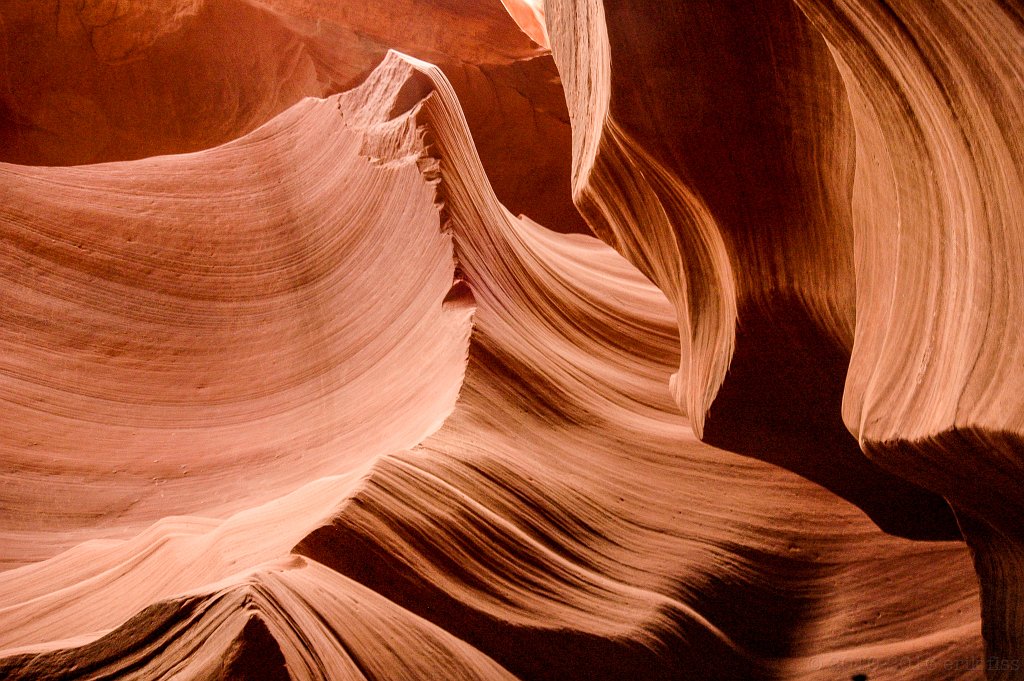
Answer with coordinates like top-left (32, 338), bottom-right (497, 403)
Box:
top-left (1, 1), bottom-right (1021, 679)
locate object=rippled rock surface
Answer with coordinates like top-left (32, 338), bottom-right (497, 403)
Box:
top-left (2, 1), bottom-right (1020, 679)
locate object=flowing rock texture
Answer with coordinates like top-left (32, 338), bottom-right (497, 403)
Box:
top-left (0, 0), bottom-right (1020, 679)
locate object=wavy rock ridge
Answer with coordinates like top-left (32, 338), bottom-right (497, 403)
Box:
top-left (1, 1), bottom-right (1021, 679)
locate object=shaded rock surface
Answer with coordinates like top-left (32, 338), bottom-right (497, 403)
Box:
top-left (2, 1), bottom-right (1021, 679)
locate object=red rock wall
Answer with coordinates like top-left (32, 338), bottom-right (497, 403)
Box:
top-left (2, 1), bottom-right (1021, 679)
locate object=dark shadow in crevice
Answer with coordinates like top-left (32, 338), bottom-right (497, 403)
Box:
top-left (296, 520), bottom-right (763, 681)
top-left (702, 297), bottom-right (960, 541)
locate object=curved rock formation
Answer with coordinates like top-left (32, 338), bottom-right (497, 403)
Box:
top-left (546, 0), bottom-right (1024, 675)
top-left (0, 0), bottom-right (585, 232)
top-left (1, 0), bottom-right (1020, 679)
top-left (544, 0), bottom-right (964, 542)
top-left (793, 1), bottom-right (1024, 671)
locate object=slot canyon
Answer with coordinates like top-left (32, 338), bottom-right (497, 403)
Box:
top-left (1, 1), bottom-right (1023, 679)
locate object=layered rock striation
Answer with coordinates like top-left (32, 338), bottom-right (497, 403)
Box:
top-left (1, 1), bottom-right (1021, 679)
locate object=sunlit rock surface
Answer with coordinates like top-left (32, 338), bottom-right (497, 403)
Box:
top-left (1, 1), bottom-right (1020, 679)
